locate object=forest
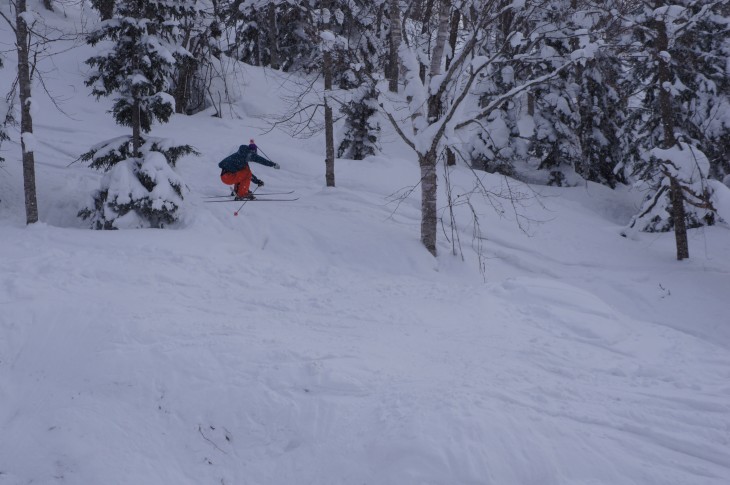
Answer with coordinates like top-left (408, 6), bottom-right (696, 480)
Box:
top-left (2, 0), bottom-right (729, 259)
top-left (2, 3), bottom-right (730, 484)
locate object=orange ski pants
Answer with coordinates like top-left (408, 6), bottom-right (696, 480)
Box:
top-left (221, 167), bottom-right (252, 197)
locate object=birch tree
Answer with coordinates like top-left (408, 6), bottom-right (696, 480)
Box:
top-left (379, 0), bottom-right (584, 256)
top-left (0, 0), bottom-right (39, 224)
top-left (321, 0), bottom-right (336, 186)
top-left (388, 0), bottom-right (402, 92)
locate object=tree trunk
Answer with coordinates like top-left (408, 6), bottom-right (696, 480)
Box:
top-left (418, 0), bottom-right (435, 84)
top-left (445, 9), bottom-right (460, 70)
top-left (654, 10), bottom-right (688, 260)
top-left (323, 3), bottom-right (335, 187)
top-left (427, 0), bottom-right (450, 122)
top-left (174, 30), bottom-right (196, 114)
top-left (43, 0), bottom-right (53, 11)
top-left (389, 0), bottom-right (401, 92)
top-left (16, 0), bottom-right (38, 224)
top-left (419, 151), bottom-right (438, 256)
top-left (324, 90), bottom-right (335, 187)
top-left (267, 4), bottom-right (279, 69)
top-left (429, 0), bottom-right (449, 78)
top-left (670, 176), bottom-right (689, 260)
top-left (656, 23), bottom-right (675, 146)
top-left (174, 60), bottom-right (194, 114)
top-left (132, 98), bottom-right (142, 156)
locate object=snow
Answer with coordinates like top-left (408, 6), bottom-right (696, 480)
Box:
top-left (650, 142), bottom-right (710, 183)
top-left (708, 179), bottom-right (730, 224)
top-left (509, 32), bottom-right (525, 48)
top-left (1, 7), bottom-right (730, 485)
top-left (26, 97), bottom-right (39, 117)
top-left (21, 131), bottom-right (37, 153)
top-left (19, 11), bottom-right (36, 26)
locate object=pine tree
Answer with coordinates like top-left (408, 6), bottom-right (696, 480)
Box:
top-left (528, 1), bottom-right (582, 186)
top-left (623, 0), bottom-right (726, 259)
top-left (463, 2), bottom-right (564, 180)
top-left (169, 2), bottom-right (216, 114)
top-left (90, 0), bottom-right (115, 20)
top-left (338, 83), bottom-right (380, 160)
top-left (80, 0), bottom-right (198, 230)
top-left (465, 3), bottom-right (521, 173)
top-left (336, 1), bottom-right (385, 160)
top-left (465, 1), bottom-right (627, 188)
top-left (234, 0), bottom-right (321, 72)
top-left (573, 49), bottom-right (625, 188)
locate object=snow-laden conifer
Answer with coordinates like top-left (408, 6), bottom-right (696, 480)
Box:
top-left (80, 0), bottom-right (198, 229)
top-left (623, 0), bottom-right (728, 238)
top-left (235, 0), bottom-right (321, 72)
top-left (628, 143), bottom-right (715, 232)
top-left (338, 83), bottom-right (380, 160)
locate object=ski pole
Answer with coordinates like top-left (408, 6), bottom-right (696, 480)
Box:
top-left (233, 185), bottom-right (260, 217)
top-left (257, 146), bottom-right (277, 165)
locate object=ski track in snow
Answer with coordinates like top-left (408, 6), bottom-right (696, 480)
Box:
top-left (1, 9), bottom-right (730, 485)
top-left (2, 219), bottom-right (729, 484)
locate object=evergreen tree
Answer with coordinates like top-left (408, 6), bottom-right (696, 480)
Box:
top-left (573, 48), bottom-right (626, 188)
top-left (338, 83), bottom-right (380, 160)
top-left (466, 1), bottom-right (627, 188)
top-left (336, 1), bottom-right (386, 160)
top-left (465, 1), bottom-right (578, 182)
top-left (624, 0), bottom-right (726, 245)
top-left (80, 0), bottom-right (198, 230)
top-left (86, 0), bottom-right (196, 154)
top-left (234, 0), bottom-right (320, 72)
top-left (169, 1), bottom-right (217, 114)
top-left (90, 0), bottom-right (115, 20)
top-left (528, 1), bottom-right (582, 186)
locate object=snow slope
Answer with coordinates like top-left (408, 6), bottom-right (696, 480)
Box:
top-left (1, 6), bottom-right (729, 485)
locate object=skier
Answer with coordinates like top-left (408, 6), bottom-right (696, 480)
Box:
top-left (218, 143), bottom-right (280, 200)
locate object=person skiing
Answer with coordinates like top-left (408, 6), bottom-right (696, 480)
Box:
top-left (218, 143), bottom-right (280, 200)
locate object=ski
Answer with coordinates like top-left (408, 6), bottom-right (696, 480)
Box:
top-left (203, 190), bottom-right (294, 199)
top-left (205, 197), bottom-right (299, 202)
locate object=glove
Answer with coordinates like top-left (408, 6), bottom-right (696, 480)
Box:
top-left (256, 180), bottom-right (265, 187)
top-left (273, 163), bottom-right (281, 170)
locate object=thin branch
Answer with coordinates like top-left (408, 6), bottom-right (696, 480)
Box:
top-left (381, 106), bottom-right (417, 151)
top-left (197, 425), bottom-right (228, 455)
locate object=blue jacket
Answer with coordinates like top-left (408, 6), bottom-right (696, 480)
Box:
top-left (218, 145), bottom-right (276, 174)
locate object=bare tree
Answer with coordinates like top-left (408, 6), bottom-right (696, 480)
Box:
top-left (388, 0), bottom-right (402, 92)
top-left (1, 0), bottom-right (39, 223)
top-left (322, 0), bottom-right (335, 187)
top-left (267, 3), bottom-right (279, 69)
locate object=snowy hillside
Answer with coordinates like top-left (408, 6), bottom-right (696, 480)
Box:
top-left (1, 6), bottom-right (730, 485)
